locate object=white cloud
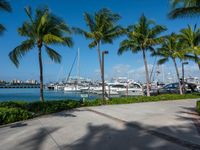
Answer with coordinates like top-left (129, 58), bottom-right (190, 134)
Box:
top-left (112, 64), bottom-right (131, 76)
top-left (109, 63), bottom-right (200, 83)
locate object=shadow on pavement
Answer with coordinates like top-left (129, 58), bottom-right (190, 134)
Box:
top-left (10, 122), bottom-right (28, 128)
top-left (17, 127), bottom-right (60, 150)
top-left (61, 122), bottom-right (200, 150)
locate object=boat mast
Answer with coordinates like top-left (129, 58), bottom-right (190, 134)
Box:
top-left (77, 48), bottom-right (80, 83)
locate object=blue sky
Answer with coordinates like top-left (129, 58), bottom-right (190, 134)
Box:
top-left (0, 0), bottom-right (199, 82)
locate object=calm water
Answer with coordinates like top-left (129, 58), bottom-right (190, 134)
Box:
top-left (0, 89), bottom-right (98, 102)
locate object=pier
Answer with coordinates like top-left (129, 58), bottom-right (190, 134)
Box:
top-left (0, 84), bottom-right (40, 88)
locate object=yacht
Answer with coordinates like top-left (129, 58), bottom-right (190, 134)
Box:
top-left (64, 85), bottom-right (81, 92)
top-left (117, 82), bottom-right (144, 96)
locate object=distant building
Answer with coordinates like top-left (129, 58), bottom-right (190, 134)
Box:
top-left (11, 79), bottom-right (23, 84)
top-left (0, 80), bottom-right (6, 84)
top-left (25, 80), bottom-right (38, 84)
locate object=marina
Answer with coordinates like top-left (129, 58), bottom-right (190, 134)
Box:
top-left (0, 88), bottom-right (99, 102)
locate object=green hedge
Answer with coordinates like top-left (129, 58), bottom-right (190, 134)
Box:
top-left (26, 100), bottom-right (80, 115)
top-left (83, 94), bottom-right (200, 106)
top-left (0, 100), bottom-right (81, 125)
top-left (0, 94), bottom-right (199, 125)
top-left (197, 101), bottom-right (200, 113)
top-left (0, 107), bottom-right (33, 124)
top-left (0, 100), bottom-right (80, 115)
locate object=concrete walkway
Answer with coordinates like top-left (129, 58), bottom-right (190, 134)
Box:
top-left (0, 99), bottom-right (200, 150)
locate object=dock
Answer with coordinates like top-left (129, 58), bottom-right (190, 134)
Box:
top-left (0, 84), bottom-right (40, 88)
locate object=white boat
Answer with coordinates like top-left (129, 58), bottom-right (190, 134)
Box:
top-left (91, 82), bottom-right (144, 97)
top-left (54, 84), bottom-right (64, 90)
top-left (117, 83), bottom-right (144, 96)
top-left (64, 85), bottom-right (81, 92)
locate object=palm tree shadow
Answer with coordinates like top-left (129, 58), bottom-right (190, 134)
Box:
top-left (52, 109), bottom-right (87, 118)
top-left (17, 127), bottom-right (59, 150)
top-left (10, 122), bottom-right (28, 128)
top-left (61, 122), bottom-right (198, 150)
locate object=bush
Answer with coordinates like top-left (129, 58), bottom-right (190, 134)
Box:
top-left (83, 94), bottom-right (200, 106)
top-left (0, 101), bottom-right (28, 109)
top-left (0, 100), bottom-right (81, 124)
top-left (0, 94), bottom-right (199, 125)
top-left (0, 107), bottom-right (33, 125)
top-left (0, 100), bottom-right (81, 115)
top-left (197, 101), bottom-right (200, 113)
top-left (25, 100), bottom-right (81, 115)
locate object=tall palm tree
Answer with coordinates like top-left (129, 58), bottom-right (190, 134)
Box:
top-left (9, 7), bottom-right (73, 102)
top-left (73, 8), bottom-right (124, 83)
top-left (179, 25), bottom-right (200, 70)
top-left (153, 33), bottom-right (184, 94)
top-left (169, 0), bottom-right (200, 18)
top-left (118, 15), bottom-right (166, 96)
top-left (0, 0), bottom-right (12, 34)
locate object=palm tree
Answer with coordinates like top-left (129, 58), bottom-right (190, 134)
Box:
top-left (0, 0), bottom-right (12, 34)
top-left (118, 15), bottom-right (166, 96)
top-left (153, 33), bottom-right (184, 94)
top-left (179, 25), bottom-right (200, 70)
top-left (9, 7), bottom-right (73, 102)
top-left (169, 0), bottom-right (200, 18)
top-left (73, 8), bottom-right (124, 83)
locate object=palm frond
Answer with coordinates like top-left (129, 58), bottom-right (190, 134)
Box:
top-left (9, 39), bottom-right (35, 67)
top-left (84, 12), bottom-right (95, 32)
top-left (184, 54), bottom-right (200, 63)
top-left (157, 58), bottom-right (169, 65)
top-left (0, 24), bottom-right (5, 35)
top-left (0, 0), bottom-right (11, 12)
top-left (24, 6), bottom-right (35, 27)
top-left (88, 40), bottom-right (97, 48)
top-left (169, 7), bottom-right (200, 18)
top-left (169, 0), bottom-right (200, 18)
top-left (43, 33), bottom-right (73, 47)
top-left (45, 45), bottom-right (61, 63)
top-left (118, 39), bottom-right (140, 55)
top-left (63, 37), bottom-right (73, 47)
top-left (18, 21), bottom-right (34, 37)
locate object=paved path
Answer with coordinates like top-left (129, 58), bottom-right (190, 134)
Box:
top-left (0, 99), bottom-right (200, 150)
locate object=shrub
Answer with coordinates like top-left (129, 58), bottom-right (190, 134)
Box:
top-left (0, 94), bottom-right (199, 125)
top-left (0, 100), bottom-right (81, 125)
top-left (25, 100), bottom-right (81, 115)
top-left (197, 101), bottom-right (200, 113)
top-left (0, 107), bottom-right (33, 125)
top-left (0, 101), bottom-right (28, 109)
top-left (83, 94), bottom-right (200, 106)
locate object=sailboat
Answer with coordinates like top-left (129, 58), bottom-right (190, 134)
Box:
top-left (64, 48), bottom-right (83, 93)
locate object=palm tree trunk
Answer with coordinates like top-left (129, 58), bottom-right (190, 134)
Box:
top-left (172, 58), bottom-right (183, 95)
top-left (198, 63), bottom-right (200, 70)
top-left (195, 55), bottom-right (200, 70)
top-left (38, 46), bottom-right (44, 102)
top-left (97, 42), bottom-right (103, 81)
top-left (142, 49), bottom-right (150, 96)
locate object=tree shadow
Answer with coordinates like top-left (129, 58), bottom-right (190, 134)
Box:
top-left (52, 109), bottom-right (87, 118)
top-left (10, 122), bottom-right (28, 128)
top-left (176, 106), bottom-right (200, 136)
top-left (17, 127), bottom-right (60, 150)
top-left (61, 122), bottom-right (200, 150)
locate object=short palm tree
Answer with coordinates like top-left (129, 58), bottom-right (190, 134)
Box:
top-left (169, 0), bottom-right (200, 18)
top-left (73, 8), bottom-right (124, 82)
top-left (9, 7), bottom-right (73, 102)
top-left (179, 25), bottom-right (200, 70)
top-left (0, 0), bottom-right (12, 34)
top-left (153, 33), bottom-right (184, 94)
top-left (118, 15), bottom-right (166, 96)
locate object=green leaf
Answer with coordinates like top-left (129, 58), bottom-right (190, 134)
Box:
top-left (45, 45), bottom-right (61, 63)
top-left (9, 39), bottom-right (35, 67)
